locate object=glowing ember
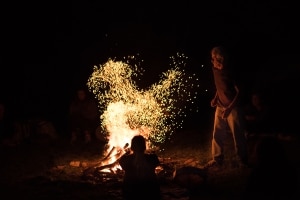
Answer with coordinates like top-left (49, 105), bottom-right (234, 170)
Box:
top-left (87, 53), bottom-right (199, 155)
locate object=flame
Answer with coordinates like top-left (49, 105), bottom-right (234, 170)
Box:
top-left (87, 53), bottom-right (199, 158)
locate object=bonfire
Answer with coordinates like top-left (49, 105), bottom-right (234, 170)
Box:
top-left (80, 54), bottom-right (201, 181)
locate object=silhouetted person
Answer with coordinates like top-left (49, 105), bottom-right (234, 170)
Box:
top-left (244, 92), bottom-right (271, 136)
top-left (69, 87), bottom-right (99, 144)
top-left (205, 46), bottom-right (248, 170)
top-left (119, 135), bottom-right (161, 200)
top-left (0, 102), bottom-right (8, 139)
top-left (245, 137), bottom-right (297, 199)
top-left (0, 103), bottom-right (6, 138)
top-left (0, 102), bottom-right (15, 146)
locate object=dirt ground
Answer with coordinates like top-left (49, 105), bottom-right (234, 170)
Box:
top-left (0, 128), bottom-right (299, 200)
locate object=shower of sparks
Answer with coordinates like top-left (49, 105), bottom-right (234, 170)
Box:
top-left (87, 53), bottom-right (199, 152)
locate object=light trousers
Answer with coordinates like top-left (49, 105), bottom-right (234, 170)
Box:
top-left (212, 106), bottom-right (248, 163)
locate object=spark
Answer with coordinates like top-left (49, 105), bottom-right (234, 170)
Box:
top-left (87, 53), bottom-right (199, 152)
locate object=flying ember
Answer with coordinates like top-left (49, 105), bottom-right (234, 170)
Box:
top-left (87, 53), bottom-right (199, 153)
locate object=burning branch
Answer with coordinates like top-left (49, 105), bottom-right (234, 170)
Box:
top-left (82, 143), bottom-right (130, 176)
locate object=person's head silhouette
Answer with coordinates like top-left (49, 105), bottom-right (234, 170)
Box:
top-left (130, 135), bottom-right (146, 153)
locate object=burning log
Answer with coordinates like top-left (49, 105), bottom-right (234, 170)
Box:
top-left (82, 143), bottom-right (130, 178)
top-left (94, 159), bottom-right (121, 173)
top-left (94, 143), bottom-right (130, 172)
top-left (103, 146), bottom-right (116, 161)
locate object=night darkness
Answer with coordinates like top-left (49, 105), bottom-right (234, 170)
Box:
top-left (1, 1), bottom-right (299, 132)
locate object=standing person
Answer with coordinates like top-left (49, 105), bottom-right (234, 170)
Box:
top-left (69, 87), bottom-right (99, 144)
top-left (119, 135), bottom-right (161, 200)
top-left (205, 46), bottom-right (248, 169)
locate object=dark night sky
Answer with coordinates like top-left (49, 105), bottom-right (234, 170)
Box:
top-left (1, 1), bottom-right (299, 130)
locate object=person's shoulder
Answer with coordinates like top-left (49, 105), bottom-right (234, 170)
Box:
top-left (120, 153), bottom-right (133, 159)
top-left (145, 153), bottom-right (160, 162)
top-left (119, 153), bottom-right (133, 164)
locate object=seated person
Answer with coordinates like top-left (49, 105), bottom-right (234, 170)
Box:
top-left (245, 137), bottom-right (297, 198)
top-left (69, 87), bottom-right (99, 144)
top-left (0, 102), bottom-right (15, 146)
top-left (244, 92), bottom-right (271, 135)
top-left (119, 135), bottom-right (161, 200)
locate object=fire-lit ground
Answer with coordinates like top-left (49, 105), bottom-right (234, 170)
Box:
top-left (0, 128), bottom-right (299, 200)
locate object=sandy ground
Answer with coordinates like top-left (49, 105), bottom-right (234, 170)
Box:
top-left (0, 128), bottom-right (299, 200)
